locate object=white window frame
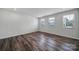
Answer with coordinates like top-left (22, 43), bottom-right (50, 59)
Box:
top-left (40, 19), bottom-right (45, 26)
top-left (63, 14), bottom-right (75, 29)
top-left (48, 17), bottom-right (55, 26)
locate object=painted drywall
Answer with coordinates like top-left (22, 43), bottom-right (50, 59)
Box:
top-left (38, 9), bottom-right (79, 39)
top-left (0, 9), bottom-right (38, 39)
top-left (77, 9), bottom-right (79, 39)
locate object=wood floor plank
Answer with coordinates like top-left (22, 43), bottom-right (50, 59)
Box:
top-left (0, 31), bottom-right (79, 51)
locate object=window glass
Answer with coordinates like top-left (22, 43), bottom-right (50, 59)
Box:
top-left (40, 19), bottom-right (45, 26)
top-left (48, 17), bottom-right (55, 26)
top-left (63, 14), bottom-right (74, 28)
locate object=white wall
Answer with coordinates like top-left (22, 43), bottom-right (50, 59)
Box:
top-left (0, 9), bottom-right (38, 39)
top-left (77, 9), bottom-right (79, 39)
top-left (38, 9), bottom-right (79, 39)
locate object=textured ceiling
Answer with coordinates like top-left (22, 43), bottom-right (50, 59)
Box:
top-left (2, 8), bottom-right (74, 17)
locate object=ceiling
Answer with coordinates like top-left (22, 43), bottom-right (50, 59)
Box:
top-left (2, 8), bottom-right (74, 17)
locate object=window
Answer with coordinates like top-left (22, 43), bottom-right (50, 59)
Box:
top-left (40, 19), bottom-right (45, 26)
top-left (48, 17), bottom-right (55, 26)
top-left (63, 14), bottom-right (74, 28)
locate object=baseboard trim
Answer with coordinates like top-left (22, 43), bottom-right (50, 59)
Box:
top-left (0, 31), bottom-right (38, 40)
top-left (0, 31), bottom-right (79, 40)
top-left (37, 31), bottom-right (79, 40)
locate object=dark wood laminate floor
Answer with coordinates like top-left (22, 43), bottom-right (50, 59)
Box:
top-left (0, 31), bottom-right (79, 51)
